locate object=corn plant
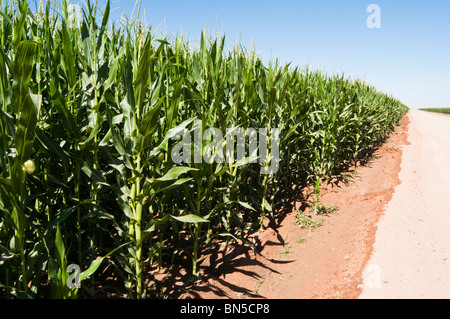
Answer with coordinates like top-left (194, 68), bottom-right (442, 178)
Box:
top-left (0, 0), bottom-right (41, 297)
top-left (0, 0), bottom-right (408, 299)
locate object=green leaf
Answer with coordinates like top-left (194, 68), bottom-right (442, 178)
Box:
top-left (36, 129), bottom-right (69, 163)
top-left (0, 9), bottom-right (13, 26)
top-left (80, 115), bottom-right (104, 147)
top-left (170, 214), bottom-right (210, 224)
top-left (98, 0), bottom-right (110, 42)
top-left (55, 224), bottom-right (64, 256)
top-left (134, 34), bottom-right (153, 109)
top-left (137, 96), bottom-right (164, 151)
top-left (120, 98), bottom-right (135, 141)
top-left (218, 232), bottom-right (240, 243)
top-left (110, 126), bottom-right (129, 156)
top-left (80, 241), bottom-right (131, 281)
top-left (12, 40), bottom-right (40, 115)
top-left (0, 177), bottom-right (13, 193)
top-left (29, 93), bottom-right (42, 114)
top-left (14, 93), bottom-right (39, 165)
top-left (263, 200), bottom-right (273, 213)
top-left (81, 161), bottom-right (110, 186)
top-left (46, 206), bottom-right (77, 230)
top-left (230, 155), bottom-right (259, 168)
top-left (61, 21), bottom-right (76, 87)
top-left (12, 1), bottom-right (29, 49)
top-left (144, 214), bottom-right (170, 233)
top-left (79, 257), bottom-right (104, 282)
top-left (238, 201), bottom-right (256, 211)
top-left (161, 177), bottom-right (192, 191)
top-left (50, 90), bottom-right (79, 139)
top-left (0, 244), bottom-right (15, 257)
top-left (157, 167), bottom-right (197, 182)
top-left (149, 117), bottom-right (196, 158)
top-left (103, 56), bottom-right (120, 92)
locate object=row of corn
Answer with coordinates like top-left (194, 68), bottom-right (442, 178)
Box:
top-left (0, 0), bottom-right (408, 298)
top-left (419, 107), bottom-right (450, 114)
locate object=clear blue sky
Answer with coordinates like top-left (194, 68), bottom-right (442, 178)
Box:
top-left (95, 0), bottom-right (450, 109)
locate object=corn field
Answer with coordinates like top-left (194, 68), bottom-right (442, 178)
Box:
top-left (419, 108), bottom-right (450, 114)
top-left (0, 0), bottom-right (408, 299)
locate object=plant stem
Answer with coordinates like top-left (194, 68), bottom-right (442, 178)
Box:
top-left (134, 154), bottom-right (143, 298)
top-left (75, 162), bottom-right (82, 265)
top-left (192, 225), bottom-right (200, 275)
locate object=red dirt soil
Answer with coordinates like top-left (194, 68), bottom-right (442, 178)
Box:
top-left (150, 114), bottom-right (410, 300)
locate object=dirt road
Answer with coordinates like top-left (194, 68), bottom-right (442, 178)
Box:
top-left (360, 110), bottom-right (450, 298)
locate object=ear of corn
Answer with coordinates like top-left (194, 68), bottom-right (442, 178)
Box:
top-left (0, 0), bottom-right (408, 298)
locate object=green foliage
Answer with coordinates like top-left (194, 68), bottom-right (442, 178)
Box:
top-left (295, 211), bottom-right (323, 231)
top-left (0, 0), bottom-right (408, 299)
top-left (419, 108), bottom-right (450, 114)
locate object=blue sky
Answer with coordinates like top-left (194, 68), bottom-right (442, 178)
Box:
top-left (96, 0), bottom-right (449, 109)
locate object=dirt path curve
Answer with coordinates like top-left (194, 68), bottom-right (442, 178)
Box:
top-left (359, 110), bottom-right (450, 299)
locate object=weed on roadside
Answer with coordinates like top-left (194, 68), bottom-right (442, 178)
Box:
top-left (295, 210), bottom-right (323, 231)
